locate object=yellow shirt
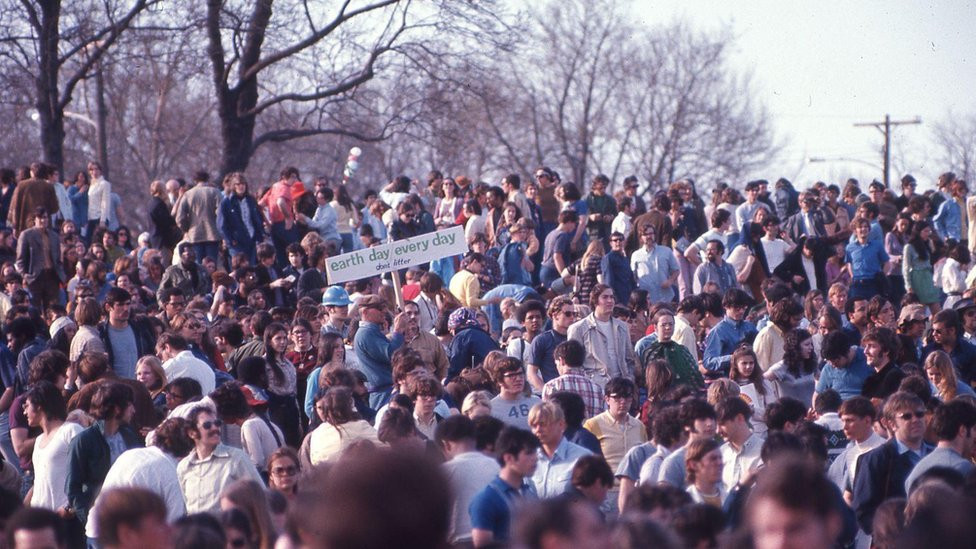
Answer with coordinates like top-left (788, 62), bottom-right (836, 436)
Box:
top-left (449, 269), bottom-right (488, 307)
top-left (754, 323), bottom-right (786, 372)
top-left (583, 411), bottom-right (648, 473)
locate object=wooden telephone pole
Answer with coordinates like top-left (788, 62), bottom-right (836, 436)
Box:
top-left (853, 114), bottom-right (921, 187)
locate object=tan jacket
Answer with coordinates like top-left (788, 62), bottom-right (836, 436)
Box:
top-left (567, 314), bottom-right (636, 388)
top-left (176, 185), bottom-right (222, 242)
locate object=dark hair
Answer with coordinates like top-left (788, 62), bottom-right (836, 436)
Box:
top-left (95, 487), bottom-right (168, 547)
top-left (588, 283), bottom-right (613, 312)
top-left (28, 350), bottom-right (69, 385)
top-left (839, 396), bottom-right (876, 420)
top-left (722, 288), bottom-right (752, 309)
top-left (172, 513), bottom-right (226, 549)
top-left (166, 377), bottom-right (203, 401)
top-left (604, 377), bottom-right (636, 398)
top-left (782, 329), bottom-right (816, 378)
top-left (821, 330), bottom-right (851, 361)
top-left (25, 380), bottom-right (67, 421)
top-left (760, 431), bottom-right (804, 462)
top-left (653, 405), bottom-right (684, 448)
top-left (153, 417), bottom-right (194, 458)
top-left (860, 326), bottom-right (900, 362)
top-left (262, 322), bottom-right (289, 384)
top-left (90, 382), bottom-right (134, 420)
top-left (473, 415), bottom-right (505, 452)
top-left (495, 426), bottom-right (541, 467)
top-left (815, 389), bottom-right (842, 415)
top-left (434, 414), bottom-right (476, 445)
top-left (679, 398), bottom-right (716, 430)
top-left (765, 397), bottom-right (807, 431)
top-left (908, 220), bottom-right (932, 261)
top-left (749, 457), bottom-right (839, 523)
top-left (571, 455), bottom-right (614, 488)
top-left (931, 399), bottom-right (976, 441)
top-left (319, 386), bottom-right (359, 427)
top-left (548, 392), bottom-right (586, 429)
top-left (5, 507), bottom-right (66, 548)
top-left (716, 395), bottom-right (752, 423)
top-left (210, 381), bottom-right (252, 422)
top-left (553, 340), bottom-right (585, 369)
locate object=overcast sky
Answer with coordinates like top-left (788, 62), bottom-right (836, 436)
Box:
top-left (629, 0), bottom-right (976, 190)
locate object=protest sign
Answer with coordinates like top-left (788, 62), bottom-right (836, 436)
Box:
top-left (325, 225), bottom-right (467, 285)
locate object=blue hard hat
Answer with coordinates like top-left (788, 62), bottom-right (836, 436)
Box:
top-left (321, 286), bottom-right (353, 306)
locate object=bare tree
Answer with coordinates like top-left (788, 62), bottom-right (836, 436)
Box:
top-left (0, 0), bottom-right (161, 174)
top-left (202, 0), bottom-right (505, 176)
top-left (932, 111), bottom-right (976, 183)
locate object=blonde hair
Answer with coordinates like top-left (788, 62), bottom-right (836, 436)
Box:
top-left (461, 390), bottom-right (492, 417)
top-left (528, 401), bottom-right (565, 427)
top-left (136, 355), bottom-right (167, 394)
top-left (707, 378), bottom-right (740, 406)
top-left (924, 350), bottom-right (959, 401)
top-left (580, 239), bottom-right (606, 269)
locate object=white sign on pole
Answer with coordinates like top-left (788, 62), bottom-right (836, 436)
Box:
top-left (324, 225), bottom-right (467, 285)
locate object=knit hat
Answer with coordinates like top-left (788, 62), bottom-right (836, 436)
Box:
top-left (448, 308), bottom-right (479, 331)
top-left (49, 316), bottom-right (77, 339)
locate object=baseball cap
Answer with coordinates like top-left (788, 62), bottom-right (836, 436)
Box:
top-left (897, 304), bottom-right (927, 326)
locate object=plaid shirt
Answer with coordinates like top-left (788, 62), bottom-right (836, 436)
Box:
top-left (542, 372), bottom-right (606, 419)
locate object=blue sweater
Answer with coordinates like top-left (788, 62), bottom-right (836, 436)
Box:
top-left (353, 322), bottom-right (403, 393)
top-left (702, 318), bottom-right (757, 372)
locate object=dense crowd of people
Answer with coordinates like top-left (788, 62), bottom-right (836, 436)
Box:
top-left (0, 161), bottom-right (974, 548)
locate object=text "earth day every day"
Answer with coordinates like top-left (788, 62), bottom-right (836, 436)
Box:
top-left (328, 230), bottom-right (459, 273)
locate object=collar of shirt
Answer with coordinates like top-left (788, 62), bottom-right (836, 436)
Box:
top-left (894, 438), bottom-right (927, 459)
top-left (189, 443), bottom-right (232, 465)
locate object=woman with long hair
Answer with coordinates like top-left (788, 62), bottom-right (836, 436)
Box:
top-left (764, 329), bottom-right (818, 407)
top-left (136, 355), bottom-right (168, 419)
top-left (27, 381), bottom-right (85, 513)
top-left (575, 239), bottom-right (606, 304)
top-left (493, 201), bottom-right (522, 248)
top-left (284, 318), bottom-right (317, 424)
top-left (803, 290), bottom-right (825, 330)
top-left (729, 346), bottom-right (776, 434)
top-left (331, 184), bottom-right (361, 253)
top-left (903, 220), bottom-right (941, 314)
top-left (727, 222), bottom-right (769, 299)
top-left (885, 214), bottom-right (912, 307)
top-left (302, 332), bottom-right (347, 423)
top-left (308, 386), bottom-right (381, 464)
top-left (220, 480), bottom-right (277, 549)
top-left (266, 447), bottom-right (301, 499)
top-left (263, 323), bottom-right (300, 447)
top-left (925, 350), bottom-right (975, 401)
top-left (434, 179), bottom-right (463, 228)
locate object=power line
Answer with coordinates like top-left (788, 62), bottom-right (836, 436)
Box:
top-left (853, 114), bottom-right (921, 186)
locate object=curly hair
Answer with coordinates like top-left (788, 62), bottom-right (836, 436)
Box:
top-left (782, 329), bottom-right (816, 378)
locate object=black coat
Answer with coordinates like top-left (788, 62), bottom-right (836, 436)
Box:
top-left (148, 196), bottom-right (182, 250)
top-left (773, 236), bottom-right (830, 294)
top-left (852, 438), bottom-right (934, 533)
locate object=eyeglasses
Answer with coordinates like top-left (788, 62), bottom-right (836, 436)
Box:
top-left (271, 466), bottom-right (298, 477)
top-left (561, 310), bottom-right (577, 318)
top-left (608, 394), bottom-right (633, 401)
top-left (897, 411), bottom-right (926, 421)
top-left (200, 419), bottom-right (224, 430)
top-left (417, 393), bottom-right (438, 401)
top-left (168, 301), bottom-right (185, 307)
top-left (501, 371), bottom-right (525, 379)
top-left (610, 237), bottom-right (624, 242)
top-left (185, 323), bottom-right (202, 329)
top-left (111, 301), bottom-right (131, 308)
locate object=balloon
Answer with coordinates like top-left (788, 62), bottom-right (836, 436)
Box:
top-left (350, 147), bottom-right (362, 156)
top-left (348, 161), bottom-right (359, 171)
top-left (347, 155), bottom-right (357, 162)
top-left (344, 168), bottom-right (353, 177)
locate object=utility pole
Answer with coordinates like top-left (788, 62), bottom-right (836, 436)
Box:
top-left (853, 114), bottom-right (921, 187)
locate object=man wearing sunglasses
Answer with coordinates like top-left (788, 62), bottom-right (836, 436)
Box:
top-left (851, 391), bottom-right (933, 535)
top-left (177, 406), bottom-right (261, 514)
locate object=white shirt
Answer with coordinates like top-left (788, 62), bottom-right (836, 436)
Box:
top-left (31, 422), bottom-right (85, 511)
top-left (241, 415), bottom-right (284, 472)
top-left (673, 315), bottom-right (699, 360)
top-left (88, 177), bottom-right (112, 222)
top-left (163, 350), bottom-right (216, 395)
top-left (86, 446), bottom-right (187, 538)
top-left (720, 432), bottom-right (763, 490)
top-left (611, 212), bottom-right (632, 239)
top-left (761, 236), bottom-right (789, 271)
top-left (178, 444), bottom-right (262, 514)
top-left (443, 451), bottom-right (500, 542)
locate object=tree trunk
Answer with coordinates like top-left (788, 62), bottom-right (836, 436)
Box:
top-left (217, 85), bottom-right (258, 176)
top-left (37, 0), bottom-right (64, 175)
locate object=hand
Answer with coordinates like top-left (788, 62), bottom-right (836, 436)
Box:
top-left (660, 279), bottom-right (672, 289)
top-left (392, 312), bottom-right (409, 334)
top-left (57, 507), bottom-right (75, 519)
top-left (792, 275), bottom-right (804, 284)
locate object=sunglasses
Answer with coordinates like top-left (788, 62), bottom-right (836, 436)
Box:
top-left (897, 411), bottom-right (926, 421)
top-left (200, 419), bottom-right (224, 430)
top-left (271, 466), bottom-right (298, 477)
